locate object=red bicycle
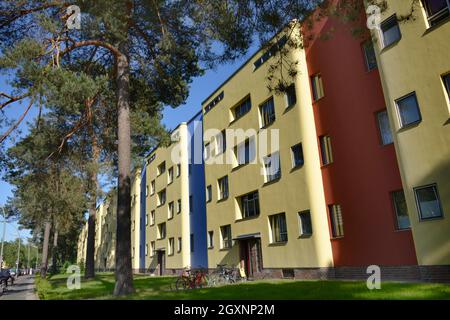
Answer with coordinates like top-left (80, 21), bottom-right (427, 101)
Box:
top-left (175, 268), bottom-right (209, 291)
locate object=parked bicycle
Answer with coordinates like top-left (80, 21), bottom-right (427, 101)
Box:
top-left (175, 267), bottom-right (209, 291)
top-left (208, 264), bottom-right (238, 286)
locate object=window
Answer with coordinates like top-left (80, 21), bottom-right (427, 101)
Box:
top-left (377, 110), bottom-right (394, 145)
top-left (269, 213), bottom-right (288, 243)
top-left (206, 185), bottom-right (212, 203)
top-left (422, 0), bottom-right (450, 27)
top-left (157, 189), bottom-right (166, 206)
top-left (145, 244), bottom-right (148, 256)
top-left (414, 184), bottom-right (444, 220)
top-left (177, 199), bottom-right (181, 214)
top-left (168, 201), bottom-right (174, 219)
top-left (176, 164), bottom-right (181, 177)
top-left (207, 231), bottom-right (214, 248)
top-left (381, 15), bottom-right (401, 48)
top-left (215, 130), bottom-right (227, 155)
top-left (319, 135), bottom-right (334, 165)
top-left (150, 180), bottom-right (155, 195)
top-left (220, 225), bottom-right (232, 249)
top-left (132, 219), bottom-right (135, 231)
top-left (329, 204), bottom-right (344, 238)
top-left (168, 237), bottom-right (174, 255)
top-left (189, 195), bottom-right (193, 214)
top-left (286, 84), bottom-right (297, 108)
top-left (232, 96), bottom-right (251, 120)
top-left (238, 191), bottom-right (260, 219)
top-left (150, 241), bottom-right (155, 257)
top-left (392, 190), bottom-right (411, 230)
top-left (157, 222), bottom-right (166, 239)
top-left (168, 167), bottom-right (173, 184)
top-left (291, 143), bottom-right (304, 168)
top-left (150, 210), bottom-right (155, 226)
top-left (190, 234), bottom-right (194, 253)
top-left (157, 161), bottom-right (166, 176)
top-left (177, 237), bottom-right (182, 252)
top-left (263, 152), bottom-right (281, 182)
top-left (145, 213), bottom-right (148, 226)
top-left (218, 176), bottom-right (229, 200)
top-left (298, 211), bottom-right (312, 236)
top-left (362, 40), bottom-right (377, 71)
top-left (205, 91), bottom-right (224, 113)
top-left (442, 73), bottom-right (450, 102)
top-left (253, 35), bottom-right (287, 69)
top-left (396, 92), bottom-right (422, 128)
top-left (236, 138), bottom-right (256, 166)
top-left (260, 97), bottom-right (276, 128)
top-left (204, 142), bottom-right (212, 161)
top-left (311, 74), bottom-right (324, 101)
top-left (146, 185), bottom-right (149, 197)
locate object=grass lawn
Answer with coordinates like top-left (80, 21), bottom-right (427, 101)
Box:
top-left (35, 273), bottom-right (450, 300)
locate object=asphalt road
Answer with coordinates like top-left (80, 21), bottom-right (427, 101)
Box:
top-left (0, 275), bottom-right (38, 300)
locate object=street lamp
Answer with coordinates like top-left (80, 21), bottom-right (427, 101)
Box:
top-left (0, 207), bottom-right (7, 269)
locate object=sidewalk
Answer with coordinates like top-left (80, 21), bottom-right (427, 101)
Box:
top-left (0, 275), bottom-right (39, 300)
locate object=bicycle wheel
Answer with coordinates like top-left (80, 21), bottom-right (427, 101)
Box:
top-left (175, 277), bottom-right (189, 291)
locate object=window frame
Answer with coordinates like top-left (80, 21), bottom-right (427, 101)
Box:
top-left (168, 237), bottom-right (175, 256)
top-left (319, 135), bottom-right (334, 166)
top-left (220, 225), bottom-right (232, 249)
top-left (376, 109), bottom-right (394, 145)
top-left (380, 14), bottom-right (402, 48)
top-left (168, 167), bottom-right (174, 184)
top-left (206, 185), bottom-right (212, 203)
top-left (263, 151), bottom-right (281, 183)
top-left (391, 190), bottom-right (411, 230)
top-left (168, 201), bottom-right (174, 219)
top-left (269, 213), bottom-right (288, 243)
top-left (218, 175), bottom-right (229, 201)
top-left (395, 92), bottom-right (422, 128)
top-left (285, 84), bottom-right (297, 108)
top-left (414, 183), bottom-right (444, 221)
top-left (232, 96), bottom-right (252, 121)
top-left (329, 204), bottom-right (344, 238)
top-left (422, 0), bottom-right (450, 27)
top-left (238, 191), bottom-right (260, 219)
top-left (442, 73), bottom-right (450, 102)
top-left (291, 143), bottom-right (304, 168)
top-left (311, 73), bottom-right (324, 102)
top-left (207, 231), bottom-right (214, 249)
top-left (259, 96), bottom-right (276, 128)
top-left (362, 40), bottom-right (378, 71)
top-left (298, 210), bottom-right (313, 237)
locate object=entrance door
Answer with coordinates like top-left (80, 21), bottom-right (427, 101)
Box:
top-left (157, 250), bottom-right (166, 275)
top-left (240, 239), bottom-right (262, 278)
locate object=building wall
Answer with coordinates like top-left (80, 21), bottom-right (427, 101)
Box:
top-left (371, 0), bottom-right (450, 265)
top-left (188, 112), bottom-right (208, 268)
top-left (145, 124), bottom-right (191, 273)
top-left (202, 26), bottom-right (334, 272)
top-left (303, 5), bottom-right (417, 266)
top-left (139, 165), bottom-right (147, 271)
top-left (131, 168), bottom-right (142, 271)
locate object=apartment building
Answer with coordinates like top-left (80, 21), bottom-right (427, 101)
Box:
top-left (302, 3), bottom-right (419, 272)
top-left (76, 170), bottom-right (143, 272)
top-left (201, 28), bottom-right (335, 279)
top-left (370, 0), bottom-right (450, 270)
top-left (145, 111), bottom-right (207, 275)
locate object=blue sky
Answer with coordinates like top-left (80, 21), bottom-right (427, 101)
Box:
top-left (0, 46), bottom-right (257, 241)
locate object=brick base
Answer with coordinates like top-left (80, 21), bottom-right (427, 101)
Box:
top-left (256, 265), bottom-right (450, 283)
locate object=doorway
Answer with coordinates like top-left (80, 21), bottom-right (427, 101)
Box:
top-left (239, 239), bottom-right (263, 279)
top-left (157, 250), bottom-right (166, 276)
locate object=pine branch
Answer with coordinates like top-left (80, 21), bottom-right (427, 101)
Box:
top-left (0, 98), bottom-right (34, 144)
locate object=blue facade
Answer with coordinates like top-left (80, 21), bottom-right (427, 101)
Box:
top-left (139, 165), bottom-right (147, 271)
top-left (188, 112), bottom-right (208, 268)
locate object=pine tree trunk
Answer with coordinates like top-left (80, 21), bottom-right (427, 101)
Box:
top-left (85, 114), bottom-right (100, 279)
top-left (40, 221), bottom-right (51, 278)
top-left (113, 45), bottom-right (134, 296)
top-left (51, 229), bottom-right (58, 274)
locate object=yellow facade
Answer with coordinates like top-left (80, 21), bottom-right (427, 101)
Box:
top-left (371, 1), bottom-right (450, 265)
top-left (145, 124), bottom-right (191, 274)
top-left (76, 169), bottom-right (142, 271)
top-left (202, 28), bottom-right (334, 273)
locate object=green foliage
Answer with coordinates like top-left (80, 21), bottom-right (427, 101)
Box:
top-left (0, 239), bottom-right (38, 269)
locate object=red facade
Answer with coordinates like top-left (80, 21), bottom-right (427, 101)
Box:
top-left (304, 11), bottom-right (417, 266)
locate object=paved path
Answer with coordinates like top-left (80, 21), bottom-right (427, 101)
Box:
top-left (0, 275), bottom-right (38, 300)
